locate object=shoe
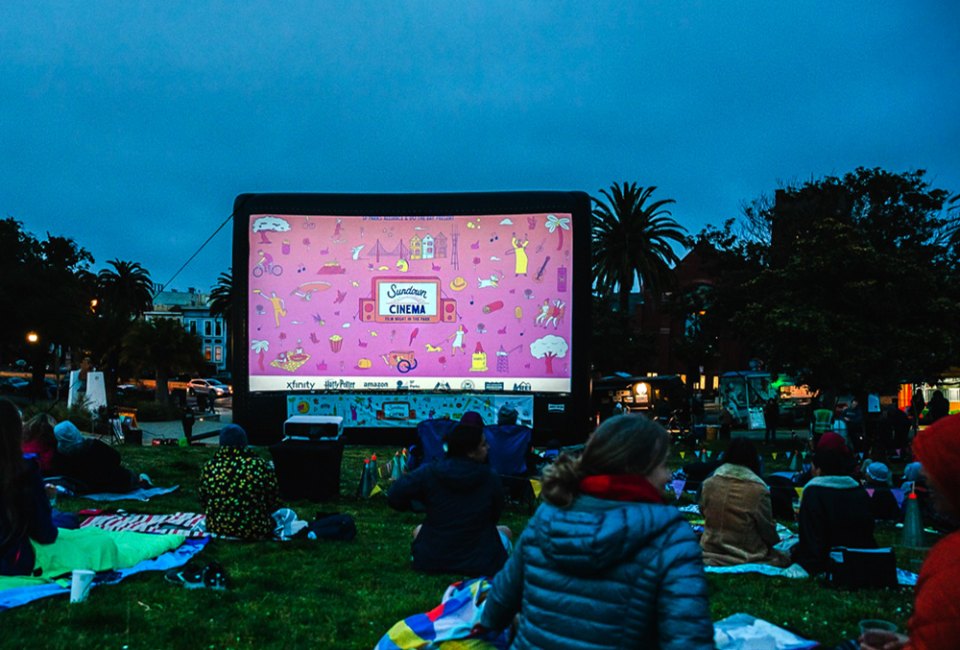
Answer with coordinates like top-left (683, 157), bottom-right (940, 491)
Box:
top-left (164, 565), bottom-right (206, 589)
top-left (202, 562), bottom-right (228, 591)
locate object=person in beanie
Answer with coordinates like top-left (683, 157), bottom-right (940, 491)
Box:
top-left (478, 414), bottom-right (713, 649)
top-left (859, 414), bottom-right (960, 650)
top-left (388, 411), bottom-right (511, 576)
top-left (198, 424), bottom-right (280, 540)
top-left (791, 433), bottom-right (876, 575)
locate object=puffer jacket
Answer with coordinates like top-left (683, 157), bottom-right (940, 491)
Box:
top-left (700, 463), bottom-right (790, 567)
top-left (480, 494), bottom-right (714, 650)
top-left (388, 456), bottom-right (506, 577)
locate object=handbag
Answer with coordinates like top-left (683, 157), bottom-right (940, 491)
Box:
top-left (827, 546), bottom-right (898, 589)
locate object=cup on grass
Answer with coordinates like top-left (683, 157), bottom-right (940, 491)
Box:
top-left (859, 619), bottom-right (898, 644)
top-left (69, 569), bottom-right (95, 603)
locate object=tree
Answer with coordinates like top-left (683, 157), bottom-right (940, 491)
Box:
top-left (121, 318), bottom-right (205, 405)
top-left (731, 168), bottom-right (957, 395)
top-left (209, 269), bottom-right (234, 373)
top-left (0, 218), bottom-right (95, 397)
top-left (591, 183), bottom-right (687, 314)
top-left (94, 260), bottom-right (155, 387)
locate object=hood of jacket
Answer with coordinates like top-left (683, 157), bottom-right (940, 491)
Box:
top-left (431, 456), bottom-right (495, 492)
top-left (533, 495), bottom-right (684, 574)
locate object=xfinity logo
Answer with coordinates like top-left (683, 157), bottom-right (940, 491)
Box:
top-left (286, 380), bottom-right (316, 390)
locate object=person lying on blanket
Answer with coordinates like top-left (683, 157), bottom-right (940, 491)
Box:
top-left (388, 411), bottom-right (512, 577)
top-left (700, 437), bottom-right (791, 568)
top-left (858, 414), bottom-right (960, 650)
top-left (478, 414), bottom-right (715, 649)
top-left (790, 433), bottom-right (876, 575)
top-left (1, 399), bottom-right (59, 576)
top-left (53, 420), bottom-right (146, 493)
top-left (198, 425), bottom-right (280, 540)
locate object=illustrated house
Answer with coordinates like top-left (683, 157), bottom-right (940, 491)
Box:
top-left (434, 232), bottom-right (447, 258)
top-left (421, 234), bottom-right (435, 259)
top-left (409, 235), bottom-right (422, 260)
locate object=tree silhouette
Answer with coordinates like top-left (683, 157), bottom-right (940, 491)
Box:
top-left (121, 318), bottom-right (204, 405)
top-left (591, 183), bottom-right (686, 314)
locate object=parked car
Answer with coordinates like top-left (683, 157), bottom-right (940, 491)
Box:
top-left (0, 376), bottom-right (30, 395)
top-left (187, 378), bottom-right (232, 398)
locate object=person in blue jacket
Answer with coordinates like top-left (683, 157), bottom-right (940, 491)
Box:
top-left (388, 411), bottom-right (511, 577)
top-left (0, 399), bottom-right (58, 576)
top-left (479, 414), bottom-right (714, 649)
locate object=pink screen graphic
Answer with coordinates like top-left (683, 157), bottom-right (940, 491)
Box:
top-left (248, 213), bottom-right (573, 393)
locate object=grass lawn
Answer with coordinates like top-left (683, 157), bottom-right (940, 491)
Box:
top-left (1, 439), bottom-right (926, 649)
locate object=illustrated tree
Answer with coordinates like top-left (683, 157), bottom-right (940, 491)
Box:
top-left (94, 259), bottom-right (156, 387)
top-left (121, 318), bottom-right (205, 405)
top-left (591, 183), bottom-right (687, 314)
top-left (729, 168), bottom-right (958, 395)
top-left (209, 269), bottom-right (234, 373)
top-left (529, 335), bottom-right (568, 374)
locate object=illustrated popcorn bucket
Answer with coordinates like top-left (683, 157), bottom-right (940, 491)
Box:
top-left (329, 335), bottom-right (343, 353)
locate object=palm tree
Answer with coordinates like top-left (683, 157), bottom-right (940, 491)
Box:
top-left (591, 183), bottom-right (687, 314)
top-left (97, 259), bottom-right (154, 320)
top-left (121, 318), bottom-right (205, 405)
top-left (95, 260), bottom-right (155, 387)
top-left (208, 269), bottom-right (234, 374)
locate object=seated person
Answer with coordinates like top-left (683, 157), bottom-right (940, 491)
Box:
top-left (791, 438), bottom-right (876, 575)
top-left (700, 437), bottom-right (790, 567)
top-left (859, 414), bottom-right (960, 650)
top-left (1, 399), bottom-right (58, 576)
top-left (22, 413), bottom-right (58, 475)
top-left (198, 425), bottom-right (280, 540)
top-left (388, 411), bottom-right (510, 577)
top-left (863, 461), bottom-right (902, 522)
top-left (53, 420), bottom-right (142, 493)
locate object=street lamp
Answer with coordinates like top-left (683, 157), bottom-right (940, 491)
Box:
top-left (26, 331), bottom-right (39, 344)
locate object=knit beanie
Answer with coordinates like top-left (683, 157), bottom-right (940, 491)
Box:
top-left (913, 413), bottom-right (960, 515)
top-left (53, 420), bottom-right (85, 453)
top-left (865, 462), bottom-right (891, 484)
top-left (219, 424), bottom-right (249, 448)
top-left (446, 411), bottom-right (485, 457)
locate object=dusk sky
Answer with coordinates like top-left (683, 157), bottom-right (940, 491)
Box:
top-left (3, 2), bottom-right (958, 293)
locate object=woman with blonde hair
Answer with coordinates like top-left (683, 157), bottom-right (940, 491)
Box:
top-left (479, 414), bottom-right (713, 649)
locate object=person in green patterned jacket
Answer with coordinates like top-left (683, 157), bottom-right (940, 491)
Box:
top-left (199, 425), bottom-right (280, 540)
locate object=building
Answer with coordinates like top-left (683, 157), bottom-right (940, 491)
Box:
top-left (145, 288), bottom-right (228, 373)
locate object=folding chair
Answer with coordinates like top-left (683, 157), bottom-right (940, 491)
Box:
top-left (484, 424), bottom-right (536, 513)
top-left (414, 418), bottom-right (457, 468)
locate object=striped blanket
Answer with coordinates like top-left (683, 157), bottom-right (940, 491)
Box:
top-left (375, 578), bottom-right (509, 650)
top-left (81, 512), bottom-right (207, 538)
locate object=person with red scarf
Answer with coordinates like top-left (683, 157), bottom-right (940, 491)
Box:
top-left (479, 414), bottom-right (713, 649)
top-left (860, 414), bottom-right (960, 650)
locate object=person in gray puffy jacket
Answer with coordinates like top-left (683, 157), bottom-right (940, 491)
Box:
top-left (479, 414), bottom-right (714, 649)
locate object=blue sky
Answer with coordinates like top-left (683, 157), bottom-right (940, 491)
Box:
top-left (2, 1), bottom-right (958, 292)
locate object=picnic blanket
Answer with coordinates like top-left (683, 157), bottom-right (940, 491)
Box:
top-left (81, 512), bottom-right (207, 538)
top-left (81, 485), bottom-right (179, 502)
top-left (705, 562), bottom-right (919, 586)
top-left (0, 530), bottom-right (206, 610)
top-left (374, 578), bottom-right (509, 650)
top-left (714, 613), bottom-right (817, 649)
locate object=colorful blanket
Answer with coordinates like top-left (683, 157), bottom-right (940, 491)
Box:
top-left (0, 531), bottom-right (206, 610)
top-left (375, 578), bottom-right (509, 650)
top-left (81, 485), bottom-right (179, 502)
top-left (81, 512), bottom-right (207, 537)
